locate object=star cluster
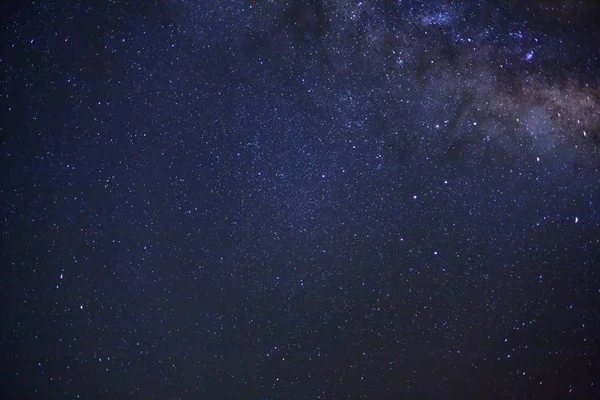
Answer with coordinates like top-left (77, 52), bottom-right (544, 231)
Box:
top-left (1, 1), bottom-right (599, 398)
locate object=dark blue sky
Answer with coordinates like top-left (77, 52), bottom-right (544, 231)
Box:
top-left (1, 1), bottom-right (599, 398)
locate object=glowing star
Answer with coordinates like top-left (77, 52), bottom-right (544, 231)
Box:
top-left (525, 51), bottom-right (534, 61)
top-left (575, 217), bottom-right (578, 223)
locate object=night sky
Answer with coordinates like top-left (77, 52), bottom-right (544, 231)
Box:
top-left (1, 1), bottom-right (600, 398)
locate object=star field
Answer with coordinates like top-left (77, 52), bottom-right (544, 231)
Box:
top-left (1, 1), bottom-right (600, 398)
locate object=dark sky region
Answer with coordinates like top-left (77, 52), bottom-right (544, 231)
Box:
top-left (1, 0), bottom-right (599, 398)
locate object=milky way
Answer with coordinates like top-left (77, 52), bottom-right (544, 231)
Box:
top-left (1, 1), bottom-right (599, 398)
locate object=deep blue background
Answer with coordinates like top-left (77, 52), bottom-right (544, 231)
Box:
top-left (2, 1), bottom-right (600, 398)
